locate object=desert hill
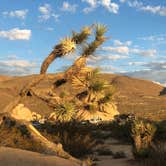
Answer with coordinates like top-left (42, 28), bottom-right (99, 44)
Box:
top-left (0, 73), bottom-right (166, 120)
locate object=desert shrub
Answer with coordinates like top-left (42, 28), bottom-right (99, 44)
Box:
top-left (154, 120), bottom-right (166, 141)
top-left (39, 121), bottom-right (97, 158)
top-left (0, 117), bottom-right (44, 153)
top-left (137, 143), bottom-right (166, 166)
top-left (97, 148), bottom-right (113, 155)
top-left (59, 90), bottom-right (68, 99)
top-left (58, 131), bottom-right (96, 158)
top-left (131, 120), bottom-right (156, 158)
top-left (112, 151), bottom-right (126, 159)
top-left (108, 114), bottom-right (135, 142)
top-left (82, 157), bottom-right (95, 166)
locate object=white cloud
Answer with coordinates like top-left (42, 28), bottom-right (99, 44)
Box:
top-left (107, 54), bottom-right (128, 60)
top-left (38, 4), bottom-right (59, 22)
top-left (141, 5), bottom-right (166, 16)
top-left (126, 0), bottom-right (166, 16)
top-left (0, 59), bottom-right (37, 76)
top-left (100, 65), bottom-right (118, 72)
top-left (39, 4), bottom-right (51, 15)
top-left (82, 0), bottom-right (119, 14)
top-left (46, 27), bottom-right (54, 31)
top-left (139, 34), bottom-right (166, 42)
top-left (114, 39), bottom-right (132, 46)
top-left (88, 54), bottom-right (128, 62)
top-left (130, 48), bottom-right (156, 57)
top-left (61, 2), bottom-right (78, 13)
top-left (102, 46), bottom-right (129, 54)
top-left (120, 0), bottom-right (126, 3)
top-left (82, 0), bottom-right (98, 13)
top-left (123, 69), bottom-right (166, 86)
top-left (101, 44), bottom-right (157, 57)
top-left (128, 61), bottom-right (146, 66)
top-left (100, 0), bottom-right (119, 13)
top-left (38, 3), bottom-right (51, 20)
top-left (2, 9), bottom-right (28, 20)
top-left (0, 28), bottom-right (31, 40)
top-left (0, 60), bottom-right (36, 68)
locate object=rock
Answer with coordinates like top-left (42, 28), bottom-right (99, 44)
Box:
top-left (11, 104), bottom-right (42, 122)
top-left (76, 103), bottom-right (119, 122)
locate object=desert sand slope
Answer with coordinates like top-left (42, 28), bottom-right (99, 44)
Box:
top-left (0, 147), bottom-right (79, 166)
top-left (0, 73), bottom-right (166, 120)
top-left (0, 75), bottom-right (12, 82)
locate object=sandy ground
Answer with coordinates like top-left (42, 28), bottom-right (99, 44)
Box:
top-left (93, 132), bottom-right (134, 166)
top-left (0, 147), bottom-right (80, 166)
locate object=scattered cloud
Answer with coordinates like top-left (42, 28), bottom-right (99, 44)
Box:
top-left (99, 65), bottom-right (119, 72)
top-left (100, 0), bottom-right (119, 13)
top-left (128, 61), bottom-right (147, 66)
top-left (114, 39), bottom-right (132, 46)
top-left (101, 46), bottom-right (129, 54)
top-left (82, 0), bottom-right (119, 14)
top-left (61, 1), bottom-right (78, 13)
top-left (130, 48), bottom-right (156, 57)
top-left (138, 34), bottom-right (166, 45)
top-left (123, 70), bottom-right (166, 86)
top-left (88, 54), bottom-right (128, 63)
top-left (46, 27), bottom-right (54, 31)
top-left (123, 61), bottom-right (166, 85)
top-left (107, 54), bottom-right (128, 60)
top-left (0, 59), bottom-right (37, 76)
top-left (38, 3), bottom-right (59, 22)
top-left (125, 0), bottom-right (166, 16)
top-left (143, 61), bottom-right (166, 70)
top-left (2, 9), bottom-right (28, 20)
top-left (0, 28), bottom-right (31, 40)
top-left (119, 0), bottom-right (126, 3)
top-left (101, 45), bottom-right (157, 57)
top-left (0, 60), bottom-right (36, 68)
top-left (139, 34), bottom-right (166, 41)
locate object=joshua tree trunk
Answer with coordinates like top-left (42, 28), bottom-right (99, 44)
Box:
top-left (40, 50), bottom-right (58, 74)
top-left (40, 38), bottom-right (76, 74)
top-left (65, 56), bottom-right (87, 79)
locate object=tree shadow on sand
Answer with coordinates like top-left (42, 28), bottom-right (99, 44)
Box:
top-left (159, 87), bottom-right (166, 96)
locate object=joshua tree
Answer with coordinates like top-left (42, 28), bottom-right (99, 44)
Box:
top-left (72, 68), bottom-right (115, 113)
top-left (40, 26), bottom-right (92, 74)
top-left (65, 24), bottom-right (107, 79)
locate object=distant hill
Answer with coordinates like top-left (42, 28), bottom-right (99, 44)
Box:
top-left (0, 73), bottom-right (166, 121)
top-left (0, 75), bottom-right (12, 82)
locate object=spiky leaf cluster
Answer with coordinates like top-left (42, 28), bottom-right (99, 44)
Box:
top-left (72, 26), bottom-right (92, 44)
top-left (83, 24), bottom-right (107, 57)
top-left (54, 102), bottom-right (75, 122)
top-left (72, 68), bottom-right (115, 112)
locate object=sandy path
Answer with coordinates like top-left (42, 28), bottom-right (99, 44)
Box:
top-left (93, 132), bottom-right (133, 166)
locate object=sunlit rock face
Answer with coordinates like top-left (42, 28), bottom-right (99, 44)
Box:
top-left (11, 104), bottom-right (42, 121)
top-left (75, 103), bottom-right (119, 123)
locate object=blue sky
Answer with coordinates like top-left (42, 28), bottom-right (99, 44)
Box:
top-left (0, 0), bottom-right (166, 85)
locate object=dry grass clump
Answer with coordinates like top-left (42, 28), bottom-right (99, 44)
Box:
top-left (137, 142), bottom-right (166, 166)
top-left (39, 121), bottom-right (97, 158)
top-left (0, 116), bottom-right (44, 153)
top-left (131, 120), bottom-right (156, 158)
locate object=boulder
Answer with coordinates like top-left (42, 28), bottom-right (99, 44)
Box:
top-left (11, 104), bottom-right (42, 121)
